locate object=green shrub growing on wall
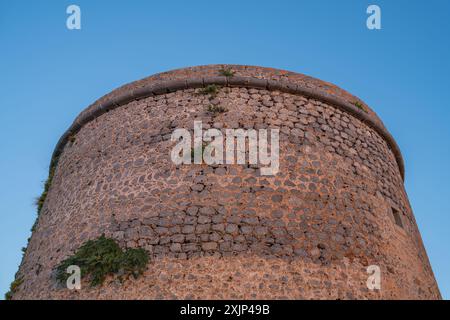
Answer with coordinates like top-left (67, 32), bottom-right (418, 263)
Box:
top-left (4, 277), bottom-right (23, 300)
top-left (34, 164), bottom-right (56, 217)
top-left (198, 84), bottom-right (219, 97)
top-left (55, 235), bottom-right (149, 287)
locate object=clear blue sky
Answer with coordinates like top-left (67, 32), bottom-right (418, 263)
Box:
top-left (1, 0), bottom-right (449, 299)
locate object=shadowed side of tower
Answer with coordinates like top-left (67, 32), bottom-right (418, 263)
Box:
top-left (13, 65), bottom-right (440, 299)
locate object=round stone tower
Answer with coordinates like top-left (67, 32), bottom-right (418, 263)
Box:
top-left (14, 65), bottom-right (440, 299)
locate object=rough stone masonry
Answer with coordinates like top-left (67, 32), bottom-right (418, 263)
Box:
top-left (14, 65), bottom-right (441, 299)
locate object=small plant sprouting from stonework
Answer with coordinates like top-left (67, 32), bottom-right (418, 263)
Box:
top-left (206, 104), bottom-right (227, 114)
top-left (4, 277), bottom-right (24, 300)
top-left (198, 84), bottom-right (220, 97)
top-left (353, 101), bottom-right (367, 113)
top-left (34, 163), bottom-right (56, 219)
top-left (55, 235), bottom-right (149, 287)
top-left (218, 68), bottom-right (235, 77)
top-left (30, 156), bottom-right (59, 234)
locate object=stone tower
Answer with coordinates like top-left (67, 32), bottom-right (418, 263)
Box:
top-left (13, 65), bottom-right (440, 299)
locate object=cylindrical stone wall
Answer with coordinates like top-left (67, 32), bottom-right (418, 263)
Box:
top-left (14, 65), bottom-right (440, 299)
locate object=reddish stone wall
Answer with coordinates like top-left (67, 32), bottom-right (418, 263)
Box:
top-left (14, 66), bottom-right (440, 299)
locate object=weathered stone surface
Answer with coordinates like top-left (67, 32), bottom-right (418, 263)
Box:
top-left (14, 65), bottom-right (440, 300)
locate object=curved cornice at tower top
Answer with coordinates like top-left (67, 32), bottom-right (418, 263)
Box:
top-left (51, 64), bottom-right (405, 180)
